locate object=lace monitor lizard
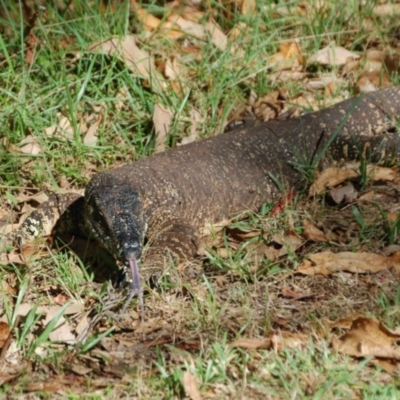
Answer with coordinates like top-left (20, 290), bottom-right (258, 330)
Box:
top-left (3, 86), bottom-right (400, 315)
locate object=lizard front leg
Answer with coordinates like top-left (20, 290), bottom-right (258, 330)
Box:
top-left (144, 217), bottom-right (199, 275)
top-left (121, 218), bottom-right (199, 307)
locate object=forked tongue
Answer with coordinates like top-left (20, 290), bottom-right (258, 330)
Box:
top-left (121, 258), bottom-right (144, 321)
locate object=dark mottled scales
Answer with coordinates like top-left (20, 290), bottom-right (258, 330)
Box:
top-left (4, 87), bottom-right (400, 310)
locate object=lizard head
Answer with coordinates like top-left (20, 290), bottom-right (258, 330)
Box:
top-left (85, 173), bottom-right (147, 315)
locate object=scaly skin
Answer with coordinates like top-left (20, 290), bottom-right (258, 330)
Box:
top-left (4, 86), bottom-right (400, 313)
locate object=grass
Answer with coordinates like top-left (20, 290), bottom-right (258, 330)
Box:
top-left (1, 0), bottom-right (400, 398)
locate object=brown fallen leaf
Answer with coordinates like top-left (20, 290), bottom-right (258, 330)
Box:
top-left (308, 43), bottom-right (360, 66)
top-left (356, 71), bottom-right (390, 93)
top-left (44, 114), bottom-right (75, 139)
top-left (268, 41), bottom-right (303, 71)
top-left (166, 14), bottom-right (227, 51)
top-left (241, 0), bottom-right (256, 15)
top-left (230, 338), bottom-right (271, 349)
top-left (364, 49), bottom-right (384, 72)
top-left (180, 108), bottom-right (202, 145)
top-left (206, 20), bottom-right (228, 51)
top-left (134, 6), bottom-right (183, 38)
top-left (366, 165), bottom-right (396, 181)
top-left (83, 114), bottom-right (101, 146)
top-left (332, 317), bottom-right (400, 360)
top-left (26, 381), bottom-right (62, 394)
top-left (262, 234), bottom-right (303, 261)
top-left (269, 189), bottom-right (296, 216)
top-left (70, 362), bottom-right (93, 376)
top-left (75, 314), bottom-right (90, 338)
top-left (252, 91), bottom-right (284, 121)
top-left (311, 164), bottom-right (396, 197)
top-left (25, 20), bottom-right (41, 65)
top-left (18, 191), bottom-right (49, 205)
top-left (297, 251), bottom-right (400, 276)
top-left (163, 56), bottom-right (184, 81)
top-left (306, 77), bottom-right (345, 90)
top-left (88, 35), bottom-right (165, 91)
top-left (382, 245), bottom-right (400, 256)
top-left (182, 371), bottom-right (202, 400)
top-left (270, 70), bottom-right (307, 84)
top-left (303, 220), bottom-right (328, 242)
top-left (271, 331), bottom-right (309, 352)
top-left (374, 3), bottom-right (400, 17)
top-left (371, 359), bottom-right (398, 374)
top-left (281, 287), bottom-right (302, 299)
top-left (8, 135), bottom-right (42, 156)
top-left (0, 373), bottom-right (20, 386)
top-left (329, 182), bottom-right (358, 204)
top-left (309, 167), bottom-right (358, 196)
top-left (153, 103), bottom-right (174, 153)
top-left (0, 322), bottom-right (10, 348)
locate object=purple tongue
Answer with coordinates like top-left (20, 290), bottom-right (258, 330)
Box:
top-left (121, 258), bottom-right (144, 320)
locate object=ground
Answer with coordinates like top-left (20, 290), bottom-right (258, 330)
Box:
top-left (1, 0), bottom-right (400, 398)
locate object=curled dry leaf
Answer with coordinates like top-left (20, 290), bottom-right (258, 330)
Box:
top-left (44, 312), bottom-right (76, 343)
top-left (329, 182), bottom-right (358, 204)
top-left (252, 91), bottom-right (284, 121)
top-left (88, 35), bottom-right (165, 91)
top-left (332, 317), bottom-right (400, 360)
top-left (70, 362), bottom-right (93, 376)
top-left (308, 44), bottom-right (360, 66)
top-left (83, 109), bottom-right (103, 146)
top-left (25, 381), bottom-right (62, 394)
top-left (182, 371), bottom-right (202, 400)
top-left (310, 164), bottom-right (396, 196)
top-left (229, 21), bottom-right (250, 41)
top-left (134, 6), bottom-right (183, 38)
top-left (263, 234), bottom-right (303, 261)
top-left (356, 71), bottom-right (391, 93)
top-left (153, 103), bottom-right (173, 153)
top-left (0, 321), bottom-right (10, 348)
top-left (271, 331), bottom-right (309, 352)
top-left (166, 15), bottom-right (227, 51)
top-left (230, 338), bottom-right (271, 349)
top-left (8, 135), bottom-right (42, 156)
top-left (180, 108), bottom-right (202, 145)
top-left (269, 70), bottom-right (307, 84)
top-left (44, 115), bottom-right (75, 139)
top-left (206, 21), bottom-right (228, 51)
top-left (18, 135), bottom-right (42, 155)
top-left (6, 303), bottom-right (83, 343)
top-left (241, 0), bottom-right (256, 15)
top-left (268, 41), bottom-right (303, 71)
top-left (306, 77), bottom-right (345, 90)
top-left (303, 220), bottom-right (328, 242)
top-left (366, 165), bottom-right (396, 181)
top-left (199, 219), bottom-right (231, 238)
top-left (75, 314), bottom-right (90, 337)
top-left (163, 56), bottom-right (183, 81)
top-left (18, 191), bottom-right (49, 205)
top-left (297, 251), bottom-right (400, 276)
top-left (281, 287), bottom-right (302, 299)
top-left (309, 167), bottom-right (358, 196)
top-left (364, 49), bottom-right (384, 72)
top-left (374, 3), bottom-right (400, 16)
top-left (382, 245), bottom-right (400, 256)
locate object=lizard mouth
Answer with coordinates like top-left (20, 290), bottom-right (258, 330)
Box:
top-left (121, 258), bottom-right (144, 320)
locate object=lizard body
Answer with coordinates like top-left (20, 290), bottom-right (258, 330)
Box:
top-left (4, 86), bottom-right (400, 312)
